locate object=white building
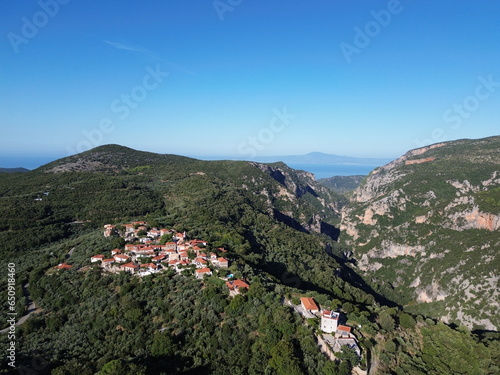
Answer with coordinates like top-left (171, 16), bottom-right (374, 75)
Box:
top-left (321, 310), bottom-right (339, 333)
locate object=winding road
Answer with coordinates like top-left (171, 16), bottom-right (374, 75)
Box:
top-left (0, 282), bottom-right (40, 335)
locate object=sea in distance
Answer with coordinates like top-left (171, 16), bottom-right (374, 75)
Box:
top-left (287, 163), bottom-right (379, 179)
top-left (0, 155), bottom-right (382, 180)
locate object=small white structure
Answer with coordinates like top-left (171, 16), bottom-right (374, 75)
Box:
top-left (321, 310), bottom-right (339, 333)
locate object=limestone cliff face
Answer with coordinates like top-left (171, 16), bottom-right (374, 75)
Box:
top-left (248, 162), bottom-right (341, 238)
top-left (340, 137), bottom-right (500, 331)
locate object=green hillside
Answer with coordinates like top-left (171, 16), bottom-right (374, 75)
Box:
top-left (0, 144), bottom-right (498, 374)
top-left (318, 175), bottom-right (365, 194)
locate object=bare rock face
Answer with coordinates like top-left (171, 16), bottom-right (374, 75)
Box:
top-left (340, 137), bottom-right (500, 330)
top-left (248, 162), bottom-right (341, 238)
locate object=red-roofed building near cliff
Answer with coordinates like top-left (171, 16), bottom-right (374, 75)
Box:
top-left (336, 325), bottom-right (352, 337)
top-left (300, 297), bottom-right (319, 314)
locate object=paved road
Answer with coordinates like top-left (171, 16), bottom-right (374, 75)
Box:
top-left (0, 282), bottom-right (40, 335)
top-left (66, 247), bottom-right (75, 259)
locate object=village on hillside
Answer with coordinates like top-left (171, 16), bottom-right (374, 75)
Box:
top-left (55, 221), bottom-right (250, 294)
top-left (54, 221), bottom-right (361, 364)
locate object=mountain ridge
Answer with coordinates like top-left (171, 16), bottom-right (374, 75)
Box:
top-left (340, 135), bottom-right (500, 331)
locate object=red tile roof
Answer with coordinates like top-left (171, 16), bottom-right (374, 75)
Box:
top-left (322, 310), bottom-right (339, 319)
top-left (195, 267), bottom-right (211, 274)
top-left (140, 263), bottom-right (157, 269)
top-left (226, 279), bottom-right (250, 290)
top-left (55, 263), bottom-right (73, 270)
top-left (91, 255), bottom-right (105, 259)
top-left (337, 325), bottom-right (351, 333)
top-left (300, 297), bottom-right (319, 311)
top-left (122, 262), bottom-right (139, 269)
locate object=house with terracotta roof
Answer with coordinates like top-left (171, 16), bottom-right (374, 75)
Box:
top-left (140, 263), bottom-right (159, 274)
top-left (135, 250), bottom-right (155, 258)
top-left (111, 249), bottom-right (122, 255)
top-left (300, 297), bottom-right (319, 314)
top-left (104, 224), bottom-right (116, 237)
top-left (159, 228), bottom-right (171, 236)
top-left (148, 229), bottom-right (161, 238)
top-left (152, 255), bottom-right (166, 262)
top-left (91, 255), bottom-right (105, 262)
top-left (193, 257), bottom-right (208, 268)
top-left (168, 260), bottom-right (179, 268)
top-left (217, 257), bottom-right (229, 268)
top-left (226, 279), bottom-right (250, 293)
top-left (121, 262), bottom-right (139, 273)
top-left (165, 242), bottom-right (177, 250)
top-left (114, 254), bottom-right (130, 263)
top-left (336, 325), bottom-right (352, 337)
top-left (124, 244), bottom-right (137, 252)
top-left (195, 267), bottom-right (212, 279)
top-left (191, 246), bottom-right (202, 253)
top-left (55, 263), bottom-right (73, 270)
top-left (102, 258), bottom-right (115, 268)
top-left (124, 224), bottom-right (135, 234)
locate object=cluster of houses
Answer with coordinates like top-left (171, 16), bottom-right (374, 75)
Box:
top-left (54, 221), bottom-right (251, 294)
top-left (95, 222), bottom-right (231, 278)
top-left (299, 297), bottom-right (361, 358)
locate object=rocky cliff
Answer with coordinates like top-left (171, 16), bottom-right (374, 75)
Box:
top-left (340, 136), bottom-right (500, 331)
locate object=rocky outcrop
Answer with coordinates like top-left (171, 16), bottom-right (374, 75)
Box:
top-left (340, 137), bottom-right (500, 330)
top-left (405, 157), bottom-right (435, 165)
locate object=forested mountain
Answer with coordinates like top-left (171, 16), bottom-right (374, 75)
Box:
top-left (0, 143), bottom-right (498, 374)
top-left (318, 175), bottom-right (365, 194)
top-left (340, 136), bottom-right (500, 331)
top-left (0, 168), bottom-right (29, 173)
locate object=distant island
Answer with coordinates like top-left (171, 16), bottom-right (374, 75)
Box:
top-left (199, 151), bottom-right (393, 179)
top-left (0, 167), bottom-right (30, 173)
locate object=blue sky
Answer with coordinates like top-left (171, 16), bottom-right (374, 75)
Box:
top-left (1, 0), bottom-right (499, 168)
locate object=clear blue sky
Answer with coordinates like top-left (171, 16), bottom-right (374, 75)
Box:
top-left (1, 0), bottom-right (499, 168)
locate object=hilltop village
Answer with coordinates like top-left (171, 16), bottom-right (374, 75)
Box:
top-left (55, 221), bottom-right (249, 293)
top-left (55, 221), bottom-right (361, 363)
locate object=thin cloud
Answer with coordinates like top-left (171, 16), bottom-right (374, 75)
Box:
top-left (103, 40), bottom-right (158, 58)
top-left (103, 40), bottom-right (198, 76)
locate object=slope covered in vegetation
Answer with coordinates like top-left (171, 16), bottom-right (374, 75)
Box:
top-left (340, 136), bottom-right (500, 331)
top-left (0, 144), bottom-right (498, 374)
